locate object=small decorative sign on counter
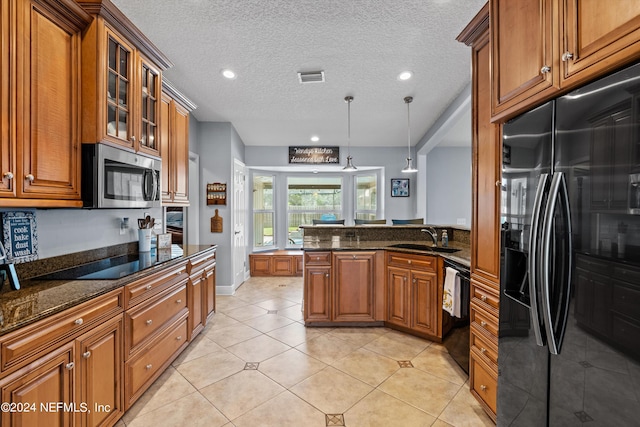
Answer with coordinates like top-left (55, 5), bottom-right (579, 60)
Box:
top-left (289, 146), bottom-right (339, 164)
top-left (156, 233), bottom-right (172, 249)
top-left (2, 211), bottom-right (38, 262)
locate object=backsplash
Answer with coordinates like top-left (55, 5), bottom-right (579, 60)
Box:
top-left (301, 225), bottom-right (470, 244)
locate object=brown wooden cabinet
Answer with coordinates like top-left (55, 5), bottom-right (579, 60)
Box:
top-left (458, 4), bottom-right (499, 421)
top-left (386, 252), bottom-right (444, 340)
top-left (79, 0), bottom-right (171, 155)
top-left (0, 0), bottom-right (91, 207)
top-left (333, 252), bottom-right (376, 322)
top-left (490, 0), bottom-right (640, 122)
top-left (249, 251), bottom-right (303, 277)
top-left (303, 251), bottom-right (332, 323)
top-left (160, 80), bottom-right (195, 206)
top-left (0, 342), bottom-right (75, 427)
top-left (76, 315), bottom-right (124, 427)
top-left (186, 248), bottom-right (216, 336)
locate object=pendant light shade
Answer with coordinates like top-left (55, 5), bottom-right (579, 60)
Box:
top-left (343, 96), bottom-right (357, 171)
top-left (402, 96), bottom-right (418, 173)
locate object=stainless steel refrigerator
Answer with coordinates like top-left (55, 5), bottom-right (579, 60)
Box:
top-left (497, 62), bottom-right (640, 426)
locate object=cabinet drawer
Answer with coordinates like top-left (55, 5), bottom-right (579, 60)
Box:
top-left (470, 353), bottom-right (497, 415)
top-left (470, 303), bottom-right (499, 338)
top-left (387, 252), bottom-right (436, 272)
top-left (576, 255), bottom-right (610, 273)
top-left (470, 325), bottom-right (498, 366)
top-left (471, 283), bottom-right (499, 312)
top-left (613, 265), bottom-right (640, 285)
top-left (1, 288), bottom-right (123, 372)
top-left (125, 261), bottom-right (187, 307)
top-left (125, 282), bottom-right (188, 354)
top-left (187, 250), bottom-right (216, 276)
top-left (305, 252), bottom-right (331, 266)
top-left (611, 313), bottom-right (640, 356)
top-left (612, 281), bottom-right (640, 320)
top-left (125, 315), bottom-right (188, 406)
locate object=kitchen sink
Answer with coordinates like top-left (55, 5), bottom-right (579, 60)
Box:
top-left (388, 243), bottom-right (461, 253)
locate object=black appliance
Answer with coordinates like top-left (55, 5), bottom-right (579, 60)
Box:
top-left (442, 258), bottom-right (470, 373)
top-left (497, 62), bottom-right (640, 426)
top-left (82, 143), bottom-right (161, 209)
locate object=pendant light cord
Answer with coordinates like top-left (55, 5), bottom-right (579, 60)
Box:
top-left (405, 96), bottom-right (412, 158)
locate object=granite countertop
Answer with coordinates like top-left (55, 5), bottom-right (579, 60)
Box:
top-left (302, 239), bottom-right (471, 267)
top-left (0, 244), bottom-right (216, 336)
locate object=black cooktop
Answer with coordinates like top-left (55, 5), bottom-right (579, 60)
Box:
top-left (35, 247), bottom-right (184, 281)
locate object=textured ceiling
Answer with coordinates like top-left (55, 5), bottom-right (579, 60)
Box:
top-left (111, 0), bottom-right (485, 147)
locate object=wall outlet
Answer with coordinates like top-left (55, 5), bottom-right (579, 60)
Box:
top-left (456, 218), bottom-right (466, 226)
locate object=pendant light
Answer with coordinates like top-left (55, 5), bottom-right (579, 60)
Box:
top-left (402, 96), bottom-right (418, 173)
top-left (343, 95), bottom-right (357, 171)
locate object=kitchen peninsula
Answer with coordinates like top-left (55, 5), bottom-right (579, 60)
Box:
top-left (301, 225), bottom-right (470, 343)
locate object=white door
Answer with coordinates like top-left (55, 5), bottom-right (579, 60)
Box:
top-left (233, 159), bottom-right (247, 289)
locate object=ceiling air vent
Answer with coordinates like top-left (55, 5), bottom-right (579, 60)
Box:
top-left (298, 71), bottom-right (325, 84)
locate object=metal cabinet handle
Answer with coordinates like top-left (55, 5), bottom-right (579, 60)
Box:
top-left (176, 336), bottom-right (182, 341)
top-left (176, 299), bottom-right (182, 303)
top-left (146, 364), bottom-right (152, 370)
top-left (480, 295), bottom-right (487, 302)
top-left (561, 52), bottom-right (574, 61)
top-left (131, 136), bottom-right (136, 142)
top-left (480, 347), bottom-right (487, 354)
top-left (3, 172), bottom-right (13, 180)
top-left (146, 319), bottom-right (153, 325)
top-left (480, 320), bottom-right (487, 327)
top-left (352, 255), bottom-right (357, 259)
top-left (408, 260), bottom-right (412, 264)
top-left (65, 362), bottom-right (75, 370)
top-left (325, 273), bottom-right (329, 277)
top-left (25, 174), bottom-right (34, 182)
top-left (480, 384), bottom-right (487, 391)
top-left (82, 351), bottom-right (91, 359)
top-left (540, 65), bottom-right (551, 74)
top-left (74, 318), bottom-right (83, 325)
top-left (146, 285), bottom-right (152, 290)
top-left (496, 180), bottom-right (502, 187)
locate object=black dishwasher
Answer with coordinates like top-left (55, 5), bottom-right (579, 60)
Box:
top-left (442, 258), bottom-right (470, 374)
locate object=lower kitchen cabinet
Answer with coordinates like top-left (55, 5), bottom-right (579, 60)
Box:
top-left (386, 251), bottom-right (445, 340)
top-left (0, 341), bottom-right (75, 427)
top-left (304, 265), bottom-right (332, 322)
top-left (76, 315), bottom-right (124, 427)
top-left (332, 252), bottom-right (376, 322)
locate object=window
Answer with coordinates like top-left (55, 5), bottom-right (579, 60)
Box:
top-left (287, 176), bottom-right (342, 245)
top-left (355, 174), bottom-right (378, 220)
top-left (253, 175), bottom-right (275, 248)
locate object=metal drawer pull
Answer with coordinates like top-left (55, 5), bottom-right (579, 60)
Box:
top-left (480, 384), bottom-right (487, 391)
top-left (74, 318), bottom-right (83, 325)
top-left (25, 174), bottom-right (35, 182)
top-left (176, 299), bottom-right (182, 303)
top-left (65, 362), bottom-right (74, 370)
top-left (480, 295), bottom-right (487, 302)
top-left (146, 285), bottom-right (152, 290)
top-left (146, 319), bottom-right (153, 325)
top-left (408, 260), bottom-right (412, 264)
top-left (82, 351), bottom-right (91, 359)
top-left (146, 364), bottom-right (152, 370)
top-left (480, 320), bottom-right (487, 327)
top-left (176, 336), bottom-right (182, 341)
top-left (480, 347), bottom-right (487, 354)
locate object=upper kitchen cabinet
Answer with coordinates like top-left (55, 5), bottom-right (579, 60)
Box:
top-left (160, 80), bottom-right (195, 206)
top-left (0, 0), bottom-right (92, 207)
top-left (491, 0), bottom-right (640, 122)
top-left (78, 0), bottom-right (172, 156)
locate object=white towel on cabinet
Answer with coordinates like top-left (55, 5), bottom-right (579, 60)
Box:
top-left (443, 267), bottom-right (461, 318)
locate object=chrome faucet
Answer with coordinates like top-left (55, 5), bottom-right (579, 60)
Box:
top-left (421, 227), bottom-right (438, 247)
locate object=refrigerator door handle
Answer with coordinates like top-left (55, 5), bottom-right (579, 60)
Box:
top-left (528, 173), bottom-right (549, 347)
top-left (540, 172), bottom-right (572, 355)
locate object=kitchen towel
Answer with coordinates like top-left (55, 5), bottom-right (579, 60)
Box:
top-left (443, 266), bottom-right (461, 317)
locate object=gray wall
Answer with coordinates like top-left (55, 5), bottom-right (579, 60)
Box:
top-left (426, 147), bottom-right (471, 226)
top-left (195, 121), bottom-right (245, 294)
top-left (245, 145), bottom-right (419, 221)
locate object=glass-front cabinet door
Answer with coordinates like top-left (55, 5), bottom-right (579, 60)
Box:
top-left (105, 30), bottom-right (133, 149)
top-left (137, 57), bottom-right (161, 156)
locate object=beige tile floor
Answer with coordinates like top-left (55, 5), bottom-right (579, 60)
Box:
top-left (117, 276), bottom-right (494, 427)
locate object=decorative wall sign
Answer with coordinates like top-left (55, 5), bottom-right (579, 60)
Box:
top-left (289, 146), bottom-right (340, 164)
top-left (2, 211), bottom-right (38, 262)
top-left (391, 178), bottom-right (410, 197)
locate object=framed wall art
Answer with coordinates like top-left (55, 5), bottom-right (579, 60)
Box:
top-left (391, 178), bottom-right (410, 197)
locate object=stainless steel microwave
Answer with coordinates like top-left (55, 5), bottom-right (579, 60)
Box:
top-left (81, 144), bottom-right (161, 209)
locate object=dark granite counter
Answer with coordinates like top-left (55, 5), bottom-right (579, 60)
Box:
top-left (0, 244), bottom-right (216, 336)
top-left (302, 239), bottom-right (470, 267)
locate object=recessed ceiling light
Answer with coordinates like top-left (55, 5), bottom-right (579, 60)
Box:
top-left (398, 71), bottom-right (413, 81)
top-left (310, 135), bottom-right (320, 142)
top-left (221, 69), bottom-right (236, 79)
